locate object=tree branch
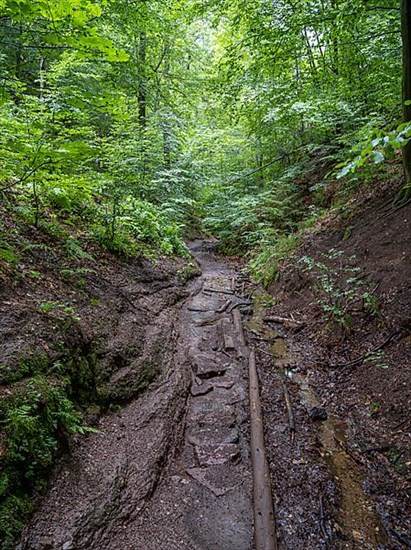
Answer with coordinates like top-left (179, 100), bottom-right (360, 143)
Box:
top-left (0, 160), bottom-right (54, 194)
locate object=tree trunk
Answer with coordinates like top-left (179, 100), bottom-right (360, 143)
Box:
top-left (138, 30), bottom-right (147, 128)
top-left (397, 0), bottom-right (411, 204)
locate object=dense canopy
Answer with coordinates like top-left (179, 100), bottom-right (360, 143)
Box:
top-left (0, 0), bottom-right (405, 277)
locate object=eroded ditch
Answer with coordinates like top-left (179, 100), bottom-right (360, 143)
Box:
top-left (19, 240), bottom-right (254, 550)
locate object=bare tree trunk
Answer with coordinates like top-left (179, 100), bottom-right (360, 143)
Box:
top-left (397, 0), bottom-right (411, 204)
top-left (39, 56), bottom-right (46, 99)
top-left (138, 31), bottom-right (147, 128)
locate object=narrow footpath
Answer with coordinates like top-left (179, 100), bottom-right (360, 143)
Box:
top-left (20, 240), bottom-right (259, 549)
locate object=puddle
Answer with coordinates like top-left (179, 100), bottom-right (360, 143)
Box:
top-left (285, 369), bottom-right (387, 548)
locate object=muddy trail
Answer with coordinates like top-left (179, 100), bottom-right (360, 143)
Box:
top-left (19, 240), bottom-right (404, 550)
top-left (20, 241), bottom-right (254, 550)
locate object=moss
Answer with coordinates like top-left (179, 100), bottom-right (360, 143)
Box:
top-left (0, 351), bottom-right (49, 385)
top-left (177, 260), bottom-right (201, 285)
top-left (99, 360), bottom-right (159, 404)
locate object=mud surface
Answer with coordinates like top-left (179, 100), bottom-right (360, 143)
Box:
top-left (18, 224), bottom-right (411, 549)
top-left (20, 240), bottom-right (254, 550)
top-left (251, 196), bottom-right (411, 549)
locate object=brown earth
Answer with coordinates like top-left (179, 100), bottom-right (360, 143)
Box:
top-left (18, 240), bottom-right (255, 550)
top-left (249, 187), bottom-right (411, 548)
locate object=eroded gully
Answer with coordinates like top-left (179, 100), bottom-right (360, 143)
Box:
top-left (20, 240), bottom-right (254, 550)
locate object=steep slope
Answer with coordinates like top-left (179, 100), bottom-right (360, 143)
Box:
top-left (0, 207), bottom-right (198, 546)
top-left (249, 189), bottom-right (411, 548)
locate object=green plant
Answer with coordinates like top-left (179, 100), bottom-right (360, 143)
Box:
top-left (336, 121), bottom-right (411, 180)
top-left (39, 301), bottom-right (81, 328)
top-left (362, 292), bottom-right (381, 317)
top-left (368, 401), bottom-right (380, 417)
top-left (27, 270), bottom-right (41, 280)
top-left (248, 233), bottom-right (301, 288)
top-left (0, 375), bottom-right (97, 544)
top-left (177, 261), bottom-right (199, 284)
top-left (39, 300), bottom-right (61, 314)
top-left (299, 249), bottom-right (379, 328)
top-left (364, 350), bottom-right (389, 370)
top-left (0, 242), bottom-right (17, 266)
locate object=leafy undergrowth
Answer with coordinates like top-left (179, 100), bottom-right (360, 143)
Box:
top-left (0, 202), bottom-right (197, 546)
top-left (204, 142), bottom-right (404, 289)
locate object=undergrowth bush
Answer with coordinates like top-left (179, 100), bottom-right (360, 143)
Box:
top-left (0, 375), bottom-right (96, 546)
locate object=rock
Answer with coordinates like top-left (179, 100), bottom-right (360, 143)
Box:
top-left (186, 466), bottom-right (239, 497)
top-left (309, 406), bottom-right (328, 421)
top-left (195, 443), bottom-right (240, 466)
top-left (187, 426), bottom-right (239, 447)
top-left (191, 383), bottom-right (214, 397)
top-left (214, 379), bottom-right (235, 390)
top-left (223, 334), bottom-right (235, 350)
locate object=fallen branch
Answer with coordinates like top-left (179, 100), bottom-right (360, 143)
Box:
top-left (256, 347), bottom-right (275, 358)
top-left (195, 316), bottom-right (219, 327)
top-left (328, 330), bottom-right (401, 369)
top-left (203, 286), bottom-right (234, 295)
top-left (0, 159), bottom-right (55, 193)
top-left (263, 316), bottom-right (304, 326)
top-left (283, 383), bottom-right (296, 445)
top-left (228, 301), bottom-right (251, 313)
top-left (360, 445), bottom-right (390, 455)
top-left (216, 300), bottom-right (231, 313)
top-left (318, 496), bottom-right (330, 540)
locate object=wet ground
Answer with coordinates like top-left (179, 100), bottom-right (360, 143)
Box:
top-left (19, 240), bottom-right (408, 549)
top-left (20, 240), bottom-right (254, 550)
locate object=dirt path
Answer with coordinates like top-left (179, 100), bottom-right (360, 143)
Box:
top-left (20, 240), bottom-right (254, 550)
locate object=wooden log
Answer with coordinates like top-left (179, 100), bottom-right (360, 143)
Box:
top-left (283, 383), bottom-right (296, 445)
top-left (232, 309), bottom-right (247, 346)
top-left (263, 316), bottom-right (304, 326)
top-left (249, 348), bottom-right (278, 550)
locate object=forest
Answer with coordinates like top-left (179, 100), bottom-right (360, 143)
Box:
top-left (0, 0), bottom-right (410, 548)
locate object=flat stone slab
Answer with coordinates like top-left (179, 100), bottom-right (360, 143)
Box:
top-left (186, 465), bottom-right (240, 497)
top-left (214, 379), bottom-right (235, 390)
top-left (223, 334), bottom-right (235, 350)
top-left (187, 426), bottom-right (239, 447)
top-left (191, 383), bottom-right (214, 397)
top-left (195, 443), bottom-right (240, 466)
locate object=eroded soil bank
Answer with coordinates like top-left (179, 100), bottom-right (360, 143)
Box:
top-left (19, 240), bottom-right (254, 549)
top-left (249, 194), bottom-right (411, 549)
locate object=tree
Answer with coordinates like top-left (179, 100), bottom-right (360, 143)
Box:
top-left (400, 0), bottom-right (411, 203)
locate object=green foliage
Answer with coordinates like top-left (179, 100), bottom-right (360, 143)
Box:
top-left (299, 249), bottom-right (380, 328)
top-left (248, 233), bottom-right (301, 288)
top-left (364, 350), bottom-right (389, 370)
top-left (368, 401), bottom-right (381, 417)
top-left (337, 121), bottom-right (411, 179)
top-left (0, 375), bottom-right (96, 545)
top-left (0, 352), bottom-right (49, 385)
top-left (0, 241), bottom-right (17, 266)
